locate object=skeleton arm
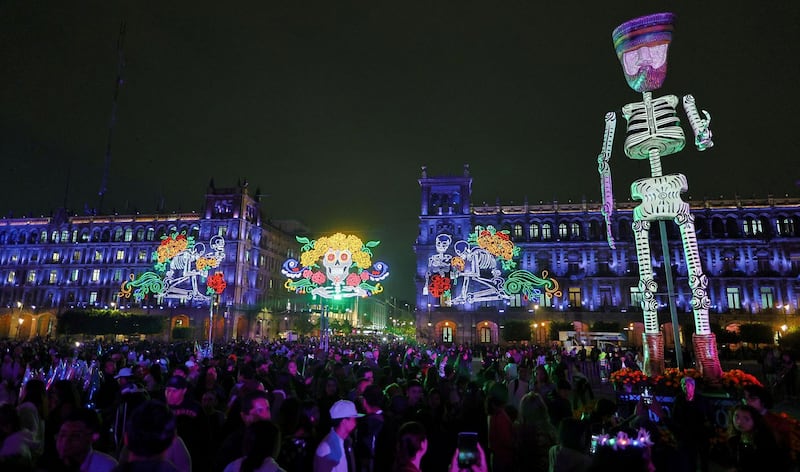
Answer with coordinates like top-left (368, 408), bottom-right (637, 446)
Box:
top-left (682, 94), bottom-right (713, 151)
top-left (598, 111), bottom-right (617, 249)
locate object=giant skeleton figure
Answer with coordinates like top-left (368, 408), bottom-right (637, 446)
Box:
top-left (598, 13), bottom-right (722, 378)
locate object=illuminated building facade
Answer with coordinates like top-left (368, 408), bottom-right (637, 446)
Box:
top-left (0, 181), bottom-right (305, 340)
top-left (415, 166), bottom-right (800, 345)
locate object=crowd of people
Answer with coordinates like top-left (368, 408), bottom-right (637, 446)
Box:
top-left (0, 335), bottom-right (797, 471)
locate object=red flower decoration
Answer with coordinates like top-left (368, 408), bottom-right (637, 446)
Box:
top-left (428, 274), bottom-right (452, 298)
top-left (206, 272), bottom-right (227, 294)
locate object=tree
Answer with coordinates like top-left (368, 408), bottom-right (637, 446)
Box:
top-left (294, 315), bottom-right (316, 336)
top-left (739, 323), bottom-right (774, 346)
top-left (502, 320), bottom-right (532, 342)
top-left (591, 321), bottom-right (621, 332)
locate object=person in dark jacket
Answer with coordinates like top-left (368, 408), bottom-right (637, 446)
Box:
top-left (111, 400), bottom-right (180, 472)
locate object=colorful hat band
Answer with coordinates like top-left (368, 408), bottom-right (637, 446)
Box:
top-left (613, 12), bottom-right (675, 57)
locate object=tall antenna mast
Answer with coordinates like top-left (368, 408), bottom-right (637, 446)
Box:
top-left (97, 21), bottom-right (126, 214)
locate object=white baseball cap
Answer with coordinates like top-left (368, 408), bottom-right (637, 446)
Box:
top-left (329, 400), bottom-right (364, 419)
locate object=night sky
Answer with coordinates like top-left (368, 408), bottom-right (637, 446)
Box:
top-left (2, 1), bottom-right (799, 303)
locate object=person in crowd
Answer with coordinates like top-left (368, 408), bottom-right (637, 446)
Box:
top-left (41, 379), bottom-right (82, 466)
top-left (355, 383), bottom-right (396, 472)
top-left (391, 421), bottom-right (427, 472)
top-left (548, 417), bottom-right (592, 472)
top-left (0, 402), bottom-right (33, 469)
top-left (313, 400), bottom-right (363, 472)
top-left (164, 375), bottom-right (211, 472)
top-left (223, 420), bottom-right (285, 472)
top-left (50, 407), bottom-right (118, 472)
top-left (215, 390), bottom-right (272, 472)
top-left (486, 382), bottom-right (513, 472)
top-left (712, 403), bottom-right (787, 472)
top-left (743, 383), bottom-right (799, 467)
top-left (276, 398), bottom-right (318, 472)
top-left (112, 400), bottom-right (180, 472)
top-left (16, 378), bottom-right (46, 460)
top-left (514, 392), bottom-right (558, 472)
top-left (669, 376), bottom-right (711, 472)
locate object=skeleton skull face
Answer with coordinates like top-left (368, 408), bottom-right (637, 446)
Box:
top-left (435, 234), bottom-right (452, 254)
top-left (322, 248), bottom-right (352, 285)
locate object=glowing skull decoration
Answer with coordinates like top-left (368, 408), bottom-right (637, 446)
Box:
top-left (323, 248), bottom-right (352, 286)
top-left (281, 232), bottom-right (390, 299)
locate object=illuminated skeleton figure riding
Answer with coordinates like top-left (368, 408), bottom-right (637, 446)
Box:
top-left (598, 12), bottom-right (721, 378)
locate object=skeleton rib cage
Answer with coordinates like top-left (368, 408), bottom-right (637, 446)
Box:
top-left (622, 94), bottom-right (686, 160)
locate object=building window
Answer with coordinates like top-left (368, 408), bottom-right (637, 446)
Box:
top-left (52, 251), bottom-right (60, 262)
top-left (513, 224), bottom-right (523, 239)
top-left (30, 252), bottom-right (39, 262)
top-left (146, 228), bottom-right (155, 241)
top-left (529, 224), bottom-right (539, 239)
top-left (568, 287), bottom-right (582, 308)
top-left (743, 218), bottom-right (762, 236)
top-left (61, 230), bottom-right (70, 242)
top-left (777, 217), bottom-right (795, 236)
top-left (89, 292), bottom-right (98, 304)
top-left (72, 250), bottom-right (81, 262)
top-left (7, 272), bottom-right (15, 283)
top-left (138, 250), bottom-right (148, 262)
top-left (136, 228), bottom-right (145, 241)
top-left (760, 287), bottom-right (774, 310)
top-left (114, 228), bottom-right (124, 242)
top-left (70, 269), bottom-right (79, 282)
top-left (558, 223), bottom-right (568, 239)
top-left (630, 286), bottom-right (643, 308)
top-left (571, 222), bottom-right (581, 238)
top-left (91, 269), bottom-right (101, 282)
top-left (94, 250), bottom-right (102, 262)
top-left (442, 326), bottom-right (453, 343)
top-left (113, 269), bottom-right (123, 282)
top-left (124, 228), bottom-right (133, 242)
top-left (51, 230), bottom-right (60, 243)
top-left (49, 270), bottom-right (58, 284)
top-left (10, 253), bottom-right (18, 263)
top-left (40, 231), bottom-right (47, 243)
top-left (116, 250), bottom-right (125, 262)
top-left (542, 223), bottom-right (552, 240)
top-left (218, 226), bottom-right (227, 237)
top-left (480, 326), bottom-right (491, 343)
top-left (27, 271), bottom-right (36, 283)
top-left (726, 287), bottom-right (741, 311)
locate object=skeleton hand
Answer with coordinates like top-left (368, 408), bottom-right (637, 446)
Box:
top-left (682, 94), bottom-right (714, 151)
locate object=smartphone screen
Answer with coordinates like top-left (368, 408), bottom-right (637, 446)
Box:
top-left (457, 432), bottom-right (479, 468)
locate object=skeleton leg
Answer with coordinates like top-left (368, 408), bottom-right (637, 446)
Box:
top-left (633, 219), bottom-right (665, 376)
top-left (676, 209), bottom-right (723, 378)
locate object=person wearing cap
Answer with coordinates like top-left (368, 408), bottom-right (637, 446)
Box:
top-left (165, 375), bottom-right (212, 472)
top-left (313, 399), bottom-right (363, 472)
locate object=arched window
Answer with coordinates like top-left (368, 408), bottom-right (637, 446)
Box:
top-left (570, 222), bottom-right (581, 239)
top-left (146, 227), bottom-right (155, 241)
top-left (541, 223), bottom-right (552, 240)
top-left (136, 228), bottom-right (145, 241)
top-left (558, 223), bottom-right (568, 239)
top-left (529, 224), bottom-right (539, 240)
top-left (114, 227), bottom-right (124, 242)
top-left (513, 224), bottom-right (523, 239)
top-left (124, 228), bottom-right (134, 242)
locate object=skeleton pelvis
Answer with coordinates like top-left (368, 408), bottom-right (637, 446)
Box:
top-left (631, 174), bottom-right (689, 220)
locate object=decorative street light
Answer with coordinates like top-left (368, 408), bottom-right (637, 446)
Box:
top-left (17, 317), bottom-right (24, 340)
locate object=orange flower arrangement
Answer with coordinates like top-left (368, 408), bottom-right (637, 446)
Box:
top-left (652, 367), bottom-right (702, 391)
top-left (716, 369), bottom-right (762, 389)
top-left (610, 368), bottom-right (650, 388)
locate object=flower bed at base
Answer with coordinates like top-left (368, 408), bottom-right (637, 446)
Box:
top-left (610, 367), bottom-right (762, 428)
